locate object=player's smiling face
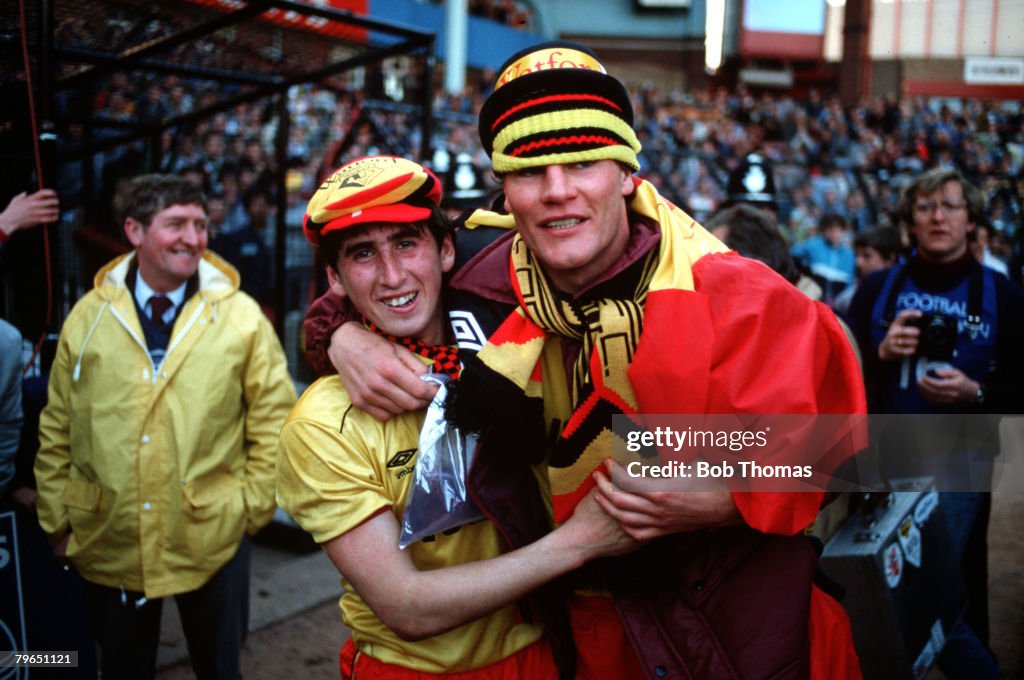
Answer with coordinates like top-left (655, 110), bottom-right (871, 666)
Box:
top-left (501, 159), bottom-right (634, 294)
top-left (328, 223), bottom-right (454, 345)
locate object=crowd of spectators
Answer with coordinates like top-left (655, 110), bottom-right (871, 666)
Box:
top-left (631, 85), bottom-right (1021, 244)
top-left (43, 4), bottom-right (1023, 319)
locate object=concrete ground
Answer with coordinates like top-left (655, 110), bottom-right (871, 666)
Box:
top-left (154, 533), bottom-right (345, 680)
top-left (155, 418), bottom-right (1024, 680)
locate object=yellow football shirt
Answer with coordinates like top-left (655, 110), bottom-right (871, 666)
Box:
top-left (276, 375), bottom-right (543, 673)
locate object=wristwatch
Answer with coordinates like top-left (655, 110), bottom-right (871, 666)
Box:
top-left (975, 384), bottom-right (986, 405)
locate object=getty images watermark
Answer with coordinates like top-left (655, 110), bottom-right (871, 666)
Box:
top-left (611, 414), bottom-right (1021, 493)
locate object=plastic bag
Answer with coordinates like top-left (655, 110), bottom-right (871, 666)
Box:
top-left (398, 374), bottom-right (485, 549)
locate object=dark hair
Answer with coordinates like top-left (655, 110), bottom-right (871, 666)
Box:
top-left (317, 202), bottom-right (454, 272)
top-left (177, 165), bottom-right (211, 194)
top-left (201, 130), bottom-right (225, 146)
top-left (242, 185), bottom-right (273, 211)
top-left (819, 213), bottom-right (848, 231)
top-left (113, 174), bottom-right (207, 228)
top-left (898, 168), bottom-right (985, 227)
top-left (853, 226), bottom-right (902, 261)
top-left (706, 204), bottom-right (800, 284)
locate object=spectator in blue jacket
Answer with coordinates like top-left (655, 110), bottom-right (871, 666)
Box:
top-left (792, 213), bottom-right (857, 304)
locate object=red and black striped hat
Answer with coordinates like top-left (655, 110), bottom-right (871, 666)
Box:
top-left (479, 41), bottom-right (641, 173)
top-left (303, 155), bottom-right (442, 245)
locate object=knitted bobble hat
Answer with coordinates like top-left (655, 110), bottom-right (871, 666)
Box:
top-left (478, 41), bottom-right (641, 174)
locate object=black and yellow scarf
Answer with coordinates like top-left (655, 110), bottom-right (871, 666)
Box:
top-left (450, 180), bottom-right (723, 523)
top-left (508, 235), bottom-right (658, 521)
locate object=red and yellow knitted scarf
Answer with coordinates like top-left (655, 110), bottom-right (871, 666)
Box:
top-left (362, 317), bottom-right (461, 378)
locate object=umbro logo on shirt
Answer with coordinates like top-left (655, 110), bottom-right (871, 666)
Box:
top-left (449, 310), bottom-right (486, 351)
top-left (387, 449), bottom-right (416, 468)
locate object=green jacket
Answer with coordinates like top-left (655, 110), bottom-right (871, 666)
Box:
top-left (36, 250), bottom-right (296, 598)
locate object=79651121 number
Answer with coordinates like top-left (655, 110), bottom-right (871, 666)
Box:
top-left (0, 652), bottom-right (78, 667)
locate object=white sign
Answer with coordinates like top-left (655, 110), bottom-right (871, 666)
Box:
top-left (964, 57), bottom-right (1024, 85)
top-left (739, 68), bottom-right (795, 88)
top-left (637, 0), bottom-right (692, 7)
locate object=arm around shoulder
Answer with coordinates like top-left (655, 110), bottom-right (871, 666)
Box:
top-left (303, 289), bottom-right (352, 376)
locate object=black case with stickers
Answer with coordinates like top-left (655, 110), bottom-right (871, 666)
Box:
top-left (820, 478), bottom-right (965, 680)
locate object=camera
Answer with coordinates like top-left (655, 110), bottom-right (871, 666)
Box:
top-left (905, 313), bottom-right (958, 361)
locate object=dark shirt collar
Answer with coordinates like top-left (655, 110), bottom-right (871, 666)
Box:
top-left (907, 250), bottom-right (977, 290)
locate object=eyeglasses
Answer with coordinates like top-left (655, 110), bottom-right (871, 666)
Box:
top-left (913, 200), bottom-right (967, 215)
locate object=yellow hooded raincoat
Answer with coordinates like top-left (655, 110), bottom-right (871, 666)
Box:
top-left (35, 250), bottom-right (296, 598)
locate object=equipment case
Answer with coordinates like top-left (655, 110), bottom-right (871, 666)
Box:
top-left (820, 480), bottom-right (965, 679)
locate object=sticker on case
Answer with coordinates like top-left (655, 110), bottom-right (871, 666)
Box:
top-left (899, 515), bottom-right (923, 568)
top-left (884, 541), bottom-right (903, 588)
